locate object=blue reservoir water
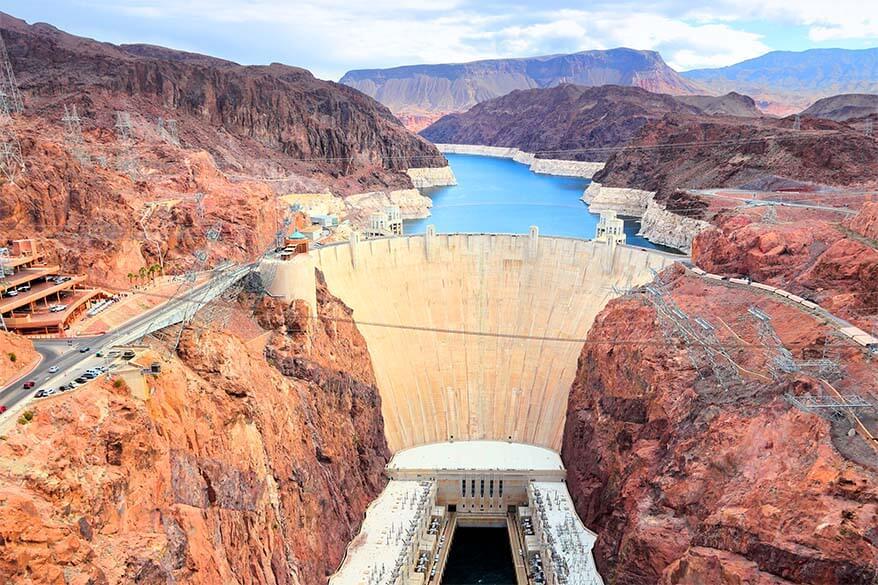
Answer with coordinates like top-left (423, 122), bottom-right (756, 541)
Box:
top-left (405, 153), bottom-right (661, 249)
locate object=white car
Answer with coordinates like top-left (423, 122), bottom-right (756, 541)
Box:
top-left (48, 365), bottom-right (59, 374)
top-left (5, 290), bottom-right (18, 297)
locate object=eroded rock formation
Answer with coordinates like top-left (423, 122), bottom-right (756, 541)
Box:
top-left (561, 267), bottom-right (878, 584)
top-left (0, 281), bottom-right (389, 584)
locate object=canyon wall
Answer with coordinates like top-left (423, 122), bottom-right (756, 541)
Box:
top-left (312, 234), bottom-right (676, 452)
top-left (0, 283), bottom-right (390, 585)
top-left (561, 267), bottom-right (878, 584)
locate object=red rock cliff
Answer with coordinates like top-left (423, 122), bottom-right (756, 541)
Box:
top-left (561, 268), bottom-right (878, 584)
top-left (0, 281), bottom-right (390, 584)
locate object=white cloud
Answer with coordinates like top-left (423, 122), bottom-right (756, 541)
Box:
top-left (69, 0), bottom-right (874, 78)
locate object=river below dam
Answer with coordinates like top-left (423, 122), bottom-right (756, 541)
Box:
top-left (405, 153), bottom-right (659, 248)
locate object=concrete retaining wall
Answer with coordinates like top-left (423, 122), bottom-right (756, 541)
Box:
top-left (313, 233), bottom-right (677, 452)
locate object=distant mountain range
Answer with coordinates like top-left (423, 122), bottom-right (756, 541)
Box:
top-left (682, 48), bottom-right (878, 115)
top-left (420, 83), bottom-right (878, 197)
top-left (340, 48), bottom-right (701, 127)
top-left (342, 47), bottom-right (878, 124)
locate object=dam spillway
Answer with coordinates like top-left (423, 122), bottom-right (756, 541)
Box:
top-left (309, 232), bottom-right (676, 452)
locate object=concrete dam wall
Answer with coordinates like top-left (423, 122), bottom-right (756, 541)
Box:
top-left (312, 233), bottom-right (676, 452)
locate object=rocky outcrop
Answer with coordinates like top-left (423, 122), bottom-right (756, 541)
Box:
top-left (0, 331), bottom-right (39, 387)
top-left (561, 267), bottom-right (878, 585)
top-left (529, 159), bottom-right (605, 178)
top-left (423, 85), bottom-right (699, 162)
top-left (581, 182), bottom-right (654, 216)
top-left (0, 285), bottom-right (389, 584)
top-left (405, 166), bottom-right (457, 189)
top-left (674, 92), bottom-right (761, 117)
top-left (801, 93), bottom-right (878, 122)
top-left (341, 48), bottom-right (701, 117)
top-left (692, 213), bottom-right (878, 328)
top-left (845, 202), bottom-right (878, 241)
top-left (594, 115), bottom-right (878, 196)
top-left (345, 188), bottom-right (433, 221)
top-left (638, 200), bottom-right (712, 252)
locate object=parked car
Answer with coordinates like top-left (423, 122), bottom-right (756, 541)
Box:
top-left (82, 372), bottom-right (96, 380)
top-left (16, 284), bottom-right (30, 292)
top-left (34, 389), bottom-right (48, 398)
top-left (79, 346), bottom-right (90, 353)
top-left (0, 405), bottom-right (6, 414)
top-left (5, 289), bottom-right (18, 297)
top-left (58, 384), bottom-right (70, 392)
top-left (74, 377), bottom-right (87, 384)
top-left (23, 380), bottom-right (35, 389)
top-left (48, 365), bottom-right (59, 374)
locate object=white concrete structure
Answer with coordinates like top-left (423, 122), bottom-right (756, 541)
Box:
top-left (329, 480), bottom-right (437, 585)
top-left (260, 254), bottom-right (317, 316)
top-left (595, 211), bottom-right (626, 246)
top-left (367, 205), bottom-right (404, 238)
top-left (313, 233), bottom-right (677, 452)
top-left (389, 441), bottom-right (563, 474)
top-left (334, 441), bottom-right (604, 584)
top-left (530, 482), bottom-right (604, 585)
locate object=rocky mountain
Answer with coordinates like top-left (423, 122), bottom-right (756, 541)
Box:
top-left (683, 48), bottom-right (878, 115)
top-left (801, 93), bottom-right (878, 121)
top-left (0, 13), bottom-right (448, 287)
top-left (341, 48), bottom-right (702, 126)
top-left (1, 12), bottom-right (444, 191)
top-left (594, 115), bottom-right (878, 196)
top-left (674, 92), bottom-right (761, 117)
top-left (420, 84), bottom-right (701, 161)
top-left (0, 280), bottom-right (390, 584)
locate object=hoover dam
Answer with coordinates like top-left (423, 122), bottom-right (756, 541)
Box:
top-left (265, 230), bottom-right (678, 584)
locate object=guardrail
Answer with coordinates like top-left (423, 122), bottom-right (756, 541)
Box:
top-left (689, 266), bottom-right (878, 351)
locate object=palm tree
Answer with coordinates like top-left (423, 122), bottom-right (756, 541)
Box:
top-left (146, 264), bottom-right (156, 283)
top-left (138, 266), bottom-right (147, 285)
top-left (127, 272), bottom-right (135, 286)
top-left (151, 263), bottom-right (162, 281)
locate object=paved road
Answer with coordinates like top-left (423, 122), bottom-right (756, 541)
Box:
top-left (0, 262), bottom-right (253, 412)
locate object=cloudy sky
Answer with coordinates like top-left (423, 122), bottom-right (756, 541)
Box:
top-left (3, 1), bottom-right (878, 80)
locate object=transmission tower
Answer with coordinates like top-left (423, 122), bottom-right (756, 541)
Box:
top-left (172, 221), bottom-right (224, 351)
top-left (114, 111), bottom-right (139, 179)
top-left (793, 115), bottom-right (801, 131)
top-left (0, 31), bottom-right (23, 114)
top-left (62, 104), bottom-right (91, 166)
top-left (865, 118), bottom-right (874, 138)
top-left (762, 205), bottom-right (777, 224)
top-left (157, 117), bottom-right (179, 145)
top-left (644, 274), bottom-right (740, 390)
top-left (748, 306), bottom-right (799, 379)
top-left (0, 30), bottom-right (24, 183)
